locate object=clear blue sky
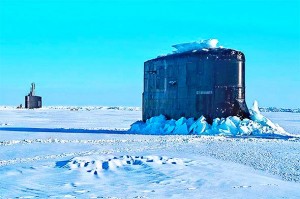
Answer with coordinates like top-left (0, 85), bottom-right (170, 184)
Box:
top-left (0, 0), bottom-right (299, 108)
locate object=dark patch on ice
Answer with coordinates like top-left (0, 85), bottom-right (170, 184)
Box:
top-left (55, 160), bottom-right (69, 168)
top-left (102, 161), bottom-right (109, 170)
top-left (133, 160), bottom-right (143, 165)
top-left (84, 162), bottom-right (89, 167)
top-left (126, 160), bottom-right (132, 164)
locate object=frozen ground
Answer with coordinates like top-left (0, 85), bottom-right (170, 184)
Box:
top-left (0, 107), bottom-right (300, 198)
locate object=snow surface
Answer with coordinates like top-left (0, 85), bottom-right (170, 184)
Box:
top-left (0, 106), bottom-right (140, 130)
top-left (0, 105), bottom-right (300, 198)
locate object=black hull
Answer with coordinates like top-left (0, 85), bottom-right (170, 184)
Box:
top-left (142, 48), bottom-right (250, 123)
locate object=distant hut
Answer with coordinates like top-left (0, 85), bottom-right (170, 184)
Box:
top-left (142, 39), bottom-right (250, 123)
top-left (25, 83), bottom-right (42, 109)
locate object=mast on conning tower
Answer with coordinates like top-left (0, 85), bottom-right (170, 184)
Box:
top-left (29, 83), bottom-right (35, 96)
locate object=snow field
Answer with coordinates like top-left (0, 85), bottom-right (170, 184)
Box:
top-left (1, 134), bottom-right (299, 182)
top-left (0, 107), bottom-right (141, 130)
top-left (0, 105), bottom-right (300, 198)
top-left (1, 149), bottom-right (299, 198)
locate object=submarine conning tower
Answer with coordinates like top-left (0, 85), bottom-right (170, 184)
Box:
top-left (25, 83), bottom-right (42, 109)
top-left (142, 40), bottom-right (250, 123)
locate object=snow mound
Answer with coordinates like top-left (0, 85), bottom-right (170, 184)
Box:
top-left (130, 101), bottom-right (294, 137)
top-left (57, 155), bottom-right (185, 175)
top-left (172, 39), bottom-right (219, 53)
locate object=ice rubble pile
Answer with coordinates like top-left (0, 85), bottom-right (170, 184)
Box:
top-left (58, 155), bottom-right (184, 175)
top-left (130, 101), bottom-right (291, 137)
top-left (172, 39), bottom-right (219, 53)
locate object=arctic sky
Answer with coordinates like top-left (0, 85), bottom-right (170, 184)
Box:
top-left (0, 0), bottom-right (299, 108)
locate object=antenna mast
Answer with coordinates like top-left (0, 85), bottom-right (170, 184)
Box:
top-left (30, 83), bottom-right (35, 96)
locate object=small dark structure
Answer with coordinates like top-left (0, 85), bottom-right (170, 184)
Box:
top-left (25, 83), bottom-right (42, 109)
top-left (142, 45), bottom-right (250, 123)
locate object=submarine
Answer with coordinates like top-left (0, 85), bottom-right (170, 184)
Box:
top-left (142, 39), bottom-right (250, 123)
top-left (25, 83), bottom-right (42, 109)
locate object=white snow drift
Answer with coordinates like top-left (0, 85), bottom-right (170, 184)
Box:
top-left (172, 39), bottom-right (219, 53)
top-left (130, 101), bottom-right (294, 137)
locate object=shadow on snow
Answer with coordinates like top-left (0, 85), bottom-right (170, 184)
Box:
top-left (0, 127), bottom-right (298, 140)
top-left (0, 127), bottom-right (128, 134)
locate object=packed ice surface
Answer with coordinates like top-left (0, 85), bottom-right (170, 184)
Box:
top-left (130, 101), bottom-right (295, 137)
top-left (172, 39), bottom-right (219, 53)
top-left (0, 106), bottom-right (141, 130)
top-left (0, 105), bottom-right (300, 198)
